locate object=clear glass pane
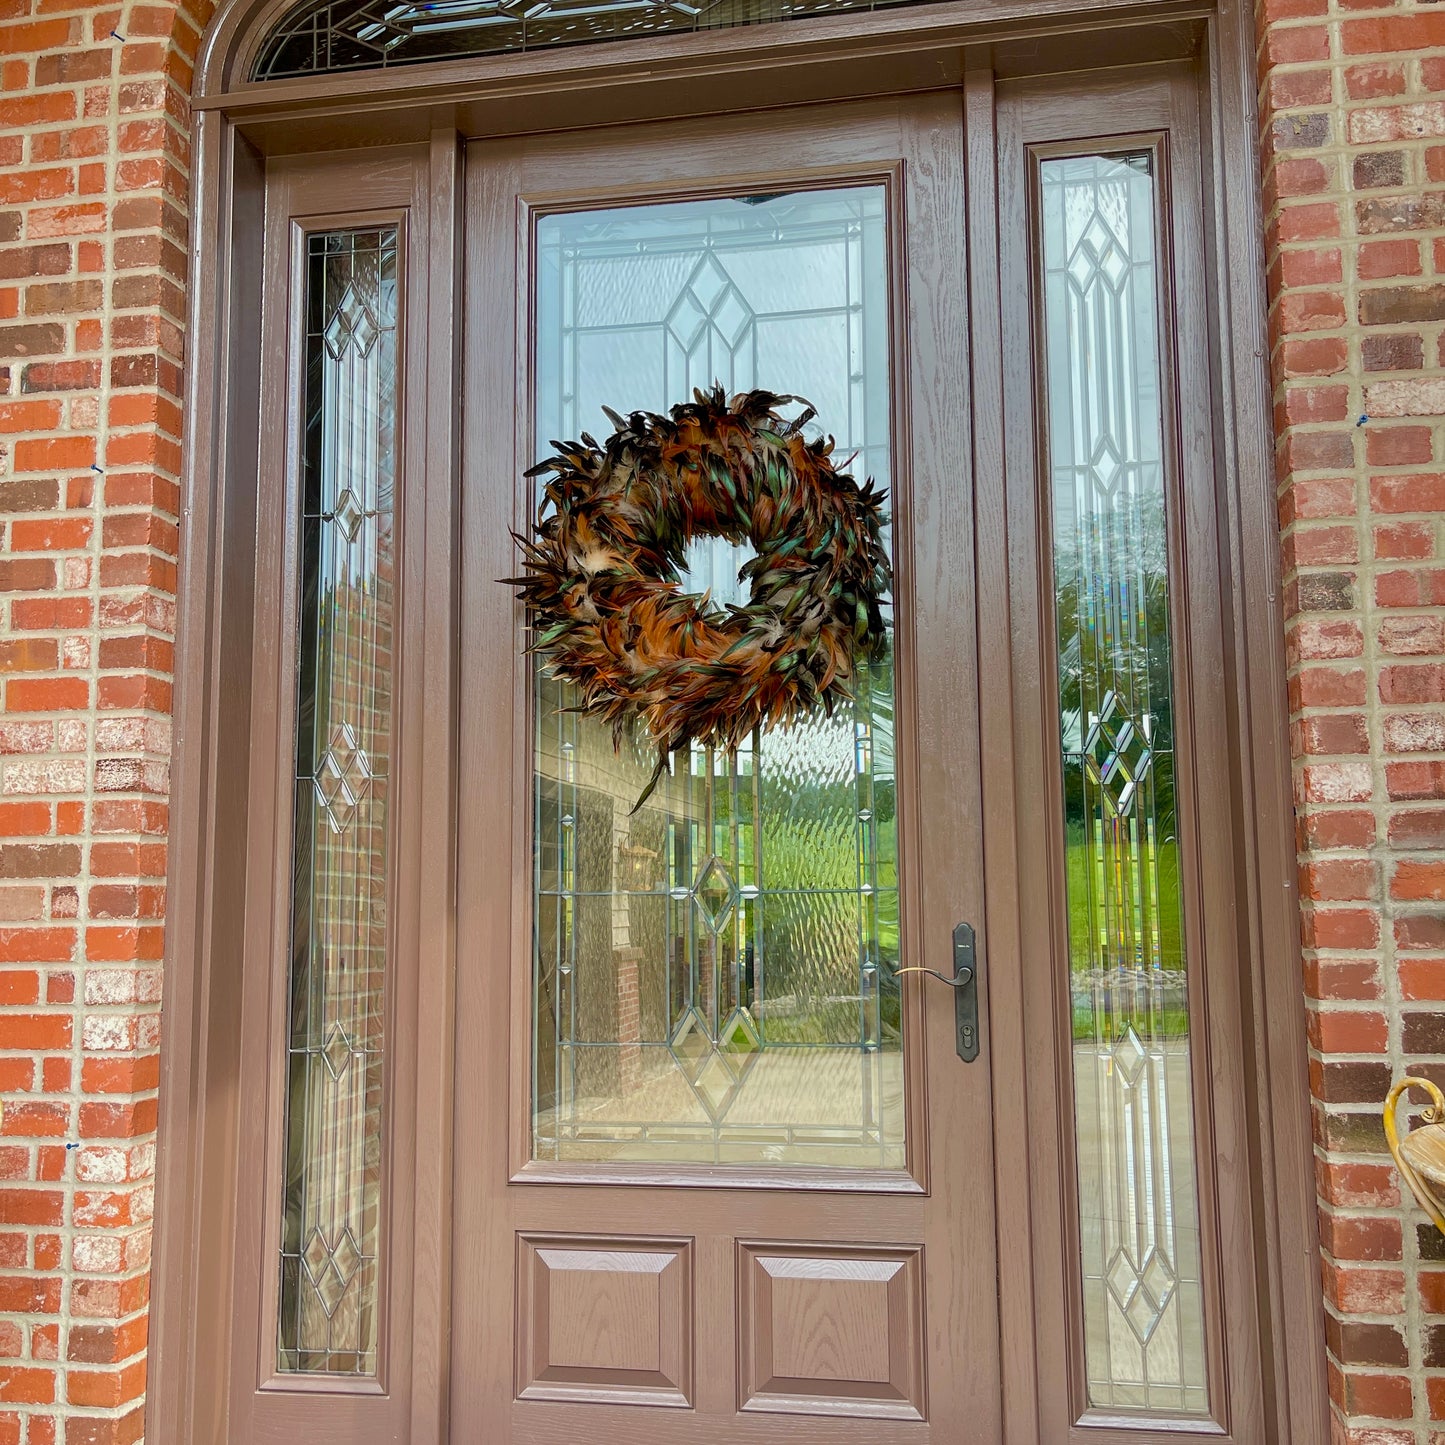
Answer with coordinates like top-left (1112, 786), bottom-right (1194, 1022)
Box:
top-left (1039, 154), bottom-right (1209, 1416)
top-left (278, 227), bottom-right (398, 1375)
top-left (531, 188), bottom-right (902, 1169)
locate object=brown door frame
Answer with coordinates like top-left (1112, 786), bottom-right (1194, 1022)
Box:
top-left (152, 0), bottom-right (1328, 1440)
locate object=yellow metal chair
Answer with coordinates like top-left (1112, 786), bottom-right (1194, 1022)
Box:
top-left (1385, 1077), bottom-right (1445, 1234)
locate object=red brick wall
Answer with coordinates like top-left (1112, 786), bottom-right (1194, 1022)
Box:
top-left (1260, 0), bottom-right (1445, 1439)
top-left (0, 0), bottom-right (204, 1438)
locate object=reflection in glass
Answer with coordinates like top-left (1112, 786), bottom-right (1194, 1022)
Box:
top-left (278, 228), bottom-right (398, 1374)
top-left (1039, 154), bottom-right (1208, 1415)
top-left (255, 0), bottom-right (952, 82)
top-left (531, 189), bottom-right (903, 1169)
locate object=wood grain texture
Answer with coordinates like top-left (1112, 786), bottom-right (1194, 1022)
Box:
top-left (516, 1235), bottom-right (694, 1406)
top-left (737, 1242), bottom-right (925, 1418)
top-left (226, 148), bottom-right (435, 1445)
top-left (1203, 2), bottom-right (1332, 1437)
top-left (150, 110), bottom-right (262, 1445)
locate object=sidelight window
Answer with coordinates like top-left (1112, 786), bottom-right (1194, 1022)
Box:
top-left (277, 226), bottom-right (400, 1376)
top-left (1037, 151), bottom-right (1209, 1416)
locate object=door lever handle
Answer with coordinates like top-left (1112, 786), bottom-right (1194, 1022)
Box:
top-left (894, 922), bottom-right (979, 1061)
top-left (895, 964), bottom-right (974, 988)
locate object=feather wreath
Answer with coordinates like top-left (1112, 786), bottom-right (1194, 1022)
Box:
top-left (504, 386), bottom-right (893, 811)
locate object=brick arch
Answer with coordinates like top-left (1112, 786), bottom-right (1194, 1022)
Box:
top-left (0, 0), bottom-right (209, 1437)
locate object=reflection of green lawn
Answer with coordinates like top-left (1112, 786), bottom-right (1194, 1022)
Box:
top-left (1065, 832), bottom-right (1188, 1041)
top-left (753, 817), bottom-right (1189, 1047)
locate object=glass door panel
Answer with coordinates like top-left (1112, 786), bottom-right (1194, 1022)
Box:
top-left (1038, 150), bottom-right (1208, 1415)
top-left (280, 226), bottom-right (398, 1375)
top-left (530, 186), bottom-right (903, 1169)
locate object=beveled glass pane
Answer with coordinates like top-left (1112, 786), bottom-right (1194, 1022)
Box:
top-left (278, 227), bottom-right (398, 1375)
top-left (1039, 153), bottom-right (1209, 1416)
top-left (531, 188), bottom-right (901, 1169)
top-left (254, 0), bottom-right (952, 81)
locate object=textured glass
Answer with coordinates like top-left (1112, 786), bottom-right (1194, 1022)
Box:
top-left (253, 0), bottom-right (951, 80)
top-left (531, 188), bottom-right (901, 1169)
top-left (278, 228), bottom-right (398, 1375)
top-left (1039, 154), bottom-right (1208, 1416)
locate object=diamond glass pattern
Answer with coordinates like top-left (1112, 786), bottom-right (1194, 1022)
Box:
top-left (314, 723), bottom-right (373, 834)
top-left (1041, 154), bottom-right (1208, 1415)
top-left (530, 189), bottom-right (903, 1169)
top-left (719, 1007), bottom-right (761, 1056)
top-left (1104, 1244), bottom-right (1176, 1346)
top-left (1083, 691), bottom-right (1153, 818)
top-left (299, 1227), bottom-right (365, 1320)
top-left (302, 1229), bottom-right (331, 1281)
top-left (322, 283), bottom-right (380, 360)
top-left (321, 1024), bottom-right (355, 1080)
top-left (254, 0), bottom-right (960, 82)
top-left (1110, 1023), bottom-right (1148, 1089)
top-left (693, 855), bottom-right (737, 934)
top-left (279, 228), bottom-right (397, 1378)
top-left (669, 1008), bottom-right (711, 1068)
top-left (332, 487), bottom-right (366, 543)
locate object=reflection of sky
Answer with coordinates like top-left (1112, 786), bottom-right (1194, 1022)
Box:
top-left (1043, 156), bottom-right (1171, 761)
top-left (535, 187), bottom-right (889, 485)
top-left (679, 535), bottom-right (754, 611)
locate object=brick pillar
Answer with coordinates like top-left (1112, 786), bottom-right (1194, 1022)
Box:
top-left (1259, 1), bottom-right (1445, 1439)
top-left (0, 0), bottom-right (205, 1438)
top-left (614, 947), bottom-right (642, 1098)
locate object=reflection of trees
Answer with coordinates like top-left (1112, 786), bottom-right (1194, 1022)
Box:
top-left (1055, 479), bottom-right (1186, 1002)
top-left (1055, 482), bottom-right (1176, 839)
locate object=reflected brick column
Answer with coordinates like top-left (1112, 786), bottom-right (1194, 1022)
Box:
top-left (614, 948), bottom-right (642, 1099)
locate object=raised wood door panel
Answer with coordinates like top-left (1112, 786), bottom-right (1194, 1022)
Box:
top-left (452, 92), bottom-right (1001, 1441)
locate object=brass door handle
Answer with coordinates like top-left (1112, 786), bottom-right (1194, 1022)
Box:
top-left (895, 922), bottom-right (979, 1061)
top-left (896, 964), bottom-right (974, 988)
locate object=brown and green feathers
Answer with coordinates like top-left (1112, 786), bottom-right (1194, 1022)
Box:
top-left (503, 386), bottom-right (892, 807)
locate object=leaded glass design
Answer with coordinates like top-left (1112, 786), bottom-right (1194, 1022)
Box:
top-left (278, 227), bottom-right (398, 1375)
top-left (1039, 154), bottom-right (1209, 1415)
top-left (252, 0), bottom-right (949, 81)
top-left (531, 188), bottom-right (903, 1169)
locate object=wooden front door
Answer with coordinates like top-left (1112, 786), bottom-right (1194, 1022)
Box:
top-left (451, 93), bottom-right (1003, 1439)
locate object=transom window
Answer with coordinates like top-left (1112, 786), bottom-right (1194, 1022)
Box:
top-left (252, 0), bottom-right (947, 81)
